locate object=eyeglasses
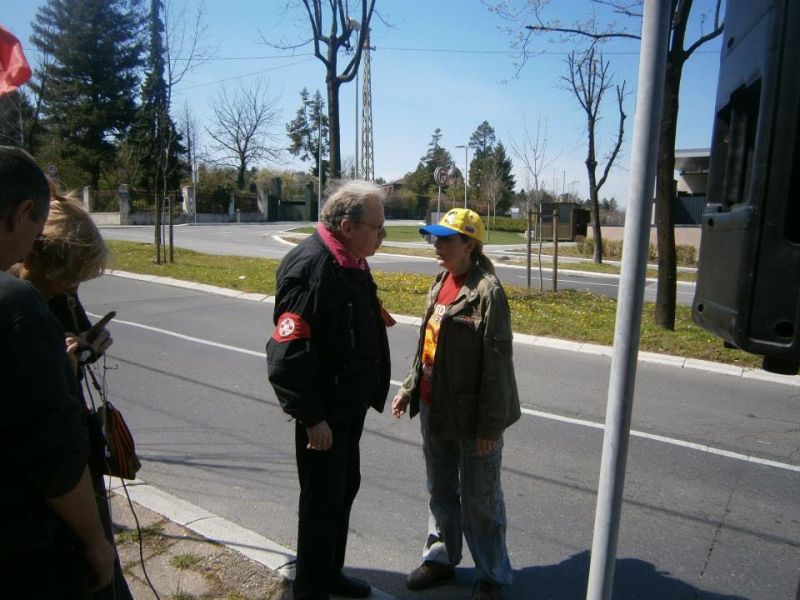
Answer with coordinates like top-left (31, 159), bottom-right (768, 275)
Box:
top-left (356, 221), bottom-right (385, 232)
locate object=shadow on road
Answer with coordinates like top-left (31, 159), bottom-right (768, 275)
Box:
top-left (349, 550), bottom-right (748, 600)
top-left (509, 550), bottom-right (748, 600)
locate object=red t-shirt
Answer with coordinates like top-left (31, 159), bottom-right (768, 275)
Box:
top-left (419, 272), bottom-right (467, 406)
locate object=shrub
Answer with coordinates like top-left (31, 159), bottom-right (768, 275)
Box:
top-left (480, 215), bottom-right (527, 233)
top-left (676, 244), bottom-right (697, 266)
top-left (577, 238), bottom-right (697, 266)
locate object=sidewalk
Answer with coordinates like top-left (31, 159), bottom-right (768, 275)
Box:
top-left (108, 479), bottom-right (292, 600)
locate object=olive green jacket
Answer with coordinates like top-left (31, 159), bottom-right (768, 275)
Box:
top-left (399, 264), bottom-right (521, 440)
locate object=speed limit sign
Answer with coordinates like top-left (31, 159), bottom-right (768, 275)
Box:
top-left (433, 166), bottom-right (449, 186)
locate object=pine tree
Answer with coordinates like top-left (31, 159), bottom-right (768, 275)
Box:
top-left (0, 91), bottom-right (32, 147)
top-left (286, 88), bottom-right (329, 184)
top-left (469, 121), bottom-right (496, 158)
top-left (31, 0), bottom-right (145, 188)
top-left (405, 129), bottom-right (453, 196)
top-left (492, 141), bottom-right (516, 211)
top-left (467, 121), bottom-right (498, 204)
top-left (131, 0), bottom-right (183, 194)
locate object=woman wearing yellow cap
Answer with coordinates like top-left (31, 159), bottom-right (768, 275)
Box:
top-left (392, 208), bottom-right (521, 600)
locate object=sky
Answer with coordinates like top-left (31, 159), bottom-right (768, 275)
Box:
top-left (2, 0), bottom-right (725, 207)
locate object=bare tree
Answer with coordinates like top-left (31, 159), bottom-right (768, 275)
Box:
top-left (272, 0), bottom-right (375, 179)
top-left (563, 47), bottom-right (626, 264)
top-left (510, 114), bottom-right (556, 290)
top-left (488, 0), bottom-right (724, 328)
top-left (206, 81), bottom-right (282, 190)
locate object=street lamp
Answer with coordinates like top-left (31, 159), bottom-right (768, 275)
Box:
top-left (454, 144), bottom-right (474, 208)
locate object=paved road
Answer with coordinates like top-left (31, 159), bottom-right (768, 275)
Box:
top-left (98, 223), bottom-right (697, 305)
top-left (80, 275), bottom-right (799, 600)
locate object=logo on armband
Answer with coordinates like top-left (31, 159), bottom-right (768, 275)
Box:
top-left (272, 312), bottom-right (311, 342)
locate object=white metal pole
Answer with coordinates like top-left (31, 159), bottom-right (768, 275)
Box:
top-left (585, 2), bottom-right (671, 599)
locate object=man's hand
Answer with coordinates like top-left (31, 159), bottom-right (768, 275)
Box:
top-left (391, 394), bottom-right (409, 418)
top-left (306, 420), bottom-right (333, 451)
top-left (476, 438), bottom-right (498, 456)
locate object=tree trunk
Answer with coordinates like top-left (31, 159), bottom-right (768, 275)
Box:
top-left (589, 181), bottom-right (602, 263)
top-left (586, 150), bottom-right (602, 264)
top-left (327, 76), bottom-right (341, 179)
top-left (654, 62), bottom-right (682, 329)
top-left (237, 163), bottom-right (246, 191)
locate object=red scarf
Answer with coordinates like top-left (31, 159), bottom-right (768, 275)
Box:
top-left (316, 222), bottom-right (369, 271)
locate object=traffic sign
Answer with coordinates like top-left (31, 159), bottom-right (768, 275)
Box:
top-left (433, 166), bottom-right (449, 186)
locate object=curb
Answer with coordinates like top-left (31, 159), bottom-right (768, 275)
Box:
top-left (107, 269), bottom-right (799, 388)
top-left (107, 478), bottom-right (295, 575)
top-left (107, 478), bottom-right (398, 599)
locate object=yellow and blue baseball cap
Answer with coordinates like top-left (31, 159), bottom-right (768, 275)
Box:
top-left (420, 208), bottom-right (486, 241)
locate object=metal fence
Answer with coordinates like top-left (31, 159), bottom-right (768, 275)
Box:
top-left (91, 190), bottom-right (120, 212)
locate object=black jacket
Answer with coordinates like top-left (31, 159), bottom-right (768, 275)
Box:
top-left (266, 232), bottom-right (390, 426)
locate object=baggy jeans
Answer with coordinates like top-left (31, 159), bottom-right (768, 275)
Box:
top-left (419, 403), bottom-right (513, 586)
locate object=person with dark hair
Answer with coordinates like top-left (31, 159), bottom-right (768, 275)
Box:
top-left (267, 180), bottom-right (392, 600)
top-left (0, 146), bottom-right (116, 596)
top-left (13, 184), bottom-right (132, 599)
top-left (392, 209), bottom-right (521, 600)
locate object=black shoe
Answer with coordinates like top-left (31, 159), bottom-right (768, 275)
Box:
top-left (471, 580), bottom-right (501, 600)
top-left (330, 573), bottom-right (371, 598)
top-left (405, 561), bottom-right (455, 590)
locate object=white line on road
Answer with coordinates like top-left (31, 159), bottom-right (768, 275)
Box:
top-left (99, 314), bottom-right (800, 475)
top-left (518, 407), bottom-right (800, 474)
top-left (107, 316), bottom-right (267, 358)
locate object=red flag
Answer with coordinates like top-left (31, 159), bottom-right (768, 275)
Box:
top-left (0, 25), bottom-right (32, 94)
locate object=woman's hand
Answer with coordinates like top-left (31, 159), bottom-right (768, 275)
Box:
top-left (65, 334), bottom-right (81, 373)
top-left (79, 327), bottom-right (113, 357)
top-left (391, 393), bottom-right (409, 418)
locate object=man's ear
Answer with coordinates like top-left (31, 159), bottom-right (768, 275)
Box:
top-left (9, 199), bottom-right (35, 231)
top-left (339, 218), bottom-right (356, 239)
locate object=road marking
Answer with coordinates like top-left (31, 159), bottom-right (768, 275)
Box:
top-left (98, 314), bottom-right (800, 475)
top-left (388, 378), bottom-right (800, 474)
top-left (105, 316), bottom-right (267, 358)
top-left (518, 407), bottom-right (800, 474)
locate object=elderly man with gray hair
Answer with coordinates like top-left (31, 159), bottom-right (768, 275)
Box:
top-left (267, 180), bottom-right (392, 600)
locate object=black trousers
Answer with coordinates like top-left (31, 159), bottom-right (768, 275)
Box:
top-left (292, 402), bottom-right (368, 600)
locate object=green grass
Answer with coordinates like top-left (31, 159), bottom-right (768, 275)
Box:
top-left (115, 524), bottom-right (163, 545)
top-left (105, 240), bottom-right (760, 368)
top-left (289, 225), bottom-right (527, 245)
top-left (171, 553), bottom-right (201, 570)
top-left (283, 230), bottom-right (697, 282)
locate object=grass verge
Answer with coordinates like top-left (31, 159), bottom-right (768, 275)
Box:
top-left (284, 230), bottom-right (697, 282)
top-left (106, 240), bottom-right (759, 368)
